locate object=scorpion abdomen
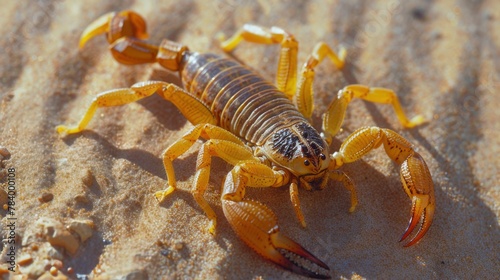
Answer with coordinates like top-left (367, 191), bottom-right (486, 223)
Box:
top-left (180, 52), bottom-right (306, 145)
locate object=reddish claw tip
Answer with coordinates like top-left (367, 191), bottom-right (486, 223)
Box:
top-left (400, 195), bottom-right (435, 247)
top-left (271, 231), bottom-right (331, 278)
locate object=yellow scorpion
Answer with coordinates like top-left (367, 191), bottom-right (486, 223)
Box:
top-left (57, 11), bottom-right (435, 278)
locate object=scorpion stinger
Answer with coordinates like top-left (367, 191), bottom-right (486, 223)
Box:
top-left (57, 10), bottom-right (436, 278)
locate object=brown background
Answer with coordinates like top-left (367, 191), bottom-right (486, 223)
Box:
top-left (1, 0), bottom-right (499, 279)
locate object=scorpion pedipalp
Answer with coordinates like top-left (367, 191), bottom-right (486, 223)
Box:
top-left (399, 152), bottom-right (435, 247)
top-left (332, 127), bottom-right (435, 246)
top-left (222, 171), bottom-right (330, 279)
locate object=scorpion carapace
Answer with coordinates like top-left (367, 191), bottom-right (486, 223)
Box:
top-left (57, 10), bottom-right (435, 279)
top-left (266, 122), bottom-right (330, 178)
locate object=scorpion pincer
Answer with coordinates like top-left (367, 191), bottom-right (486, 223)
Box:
top-left (57, 10), bottom-right (435, 278)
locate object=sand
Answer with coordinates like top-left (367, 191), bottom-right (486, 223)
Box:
top-left (0, 0), bottom-right (499, 279)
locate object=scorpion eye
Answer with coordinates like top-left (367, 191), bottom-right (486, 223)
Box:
top-left (320, 154), bottom-right (326, 160)
top-left (304, 160), bottom-right (310, 166)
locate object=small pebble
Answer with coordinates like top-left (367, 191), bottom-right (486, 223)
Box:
top-left (0, 146), bottom-right (10, 159)
top-left (50, 266), bottom-right (58, 276)
top-left (67, 267), bottom-right (74, 274)
top-left (174, 242), bottom-right (183, 250)
top-left (68, 219), bottom-right (94, 242)
top-left (18, 255), bottom-right (33, 266)
top-left (39, 192), bottom-right (54, 203)
top-left (74, 194), bottom-right (89, 204)
top-left (37, 217), bottom-right (80, 254)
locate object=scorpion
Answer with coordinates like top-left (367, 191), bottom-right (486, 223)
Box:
top-left (57, 11), bottom-right (435, 279)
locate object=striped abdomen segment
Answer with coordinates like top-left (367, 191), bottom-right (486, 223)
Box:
top-left (180, 52), bottom-right (306, 145)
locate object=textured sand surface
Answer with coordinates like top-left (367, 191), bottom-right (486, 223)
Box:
top-left (0, 0), bottom-right (499, 279)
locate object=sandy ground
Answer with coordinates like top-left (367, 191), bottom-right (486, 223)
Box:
top-left (0, 0), bottom-right (499, 279)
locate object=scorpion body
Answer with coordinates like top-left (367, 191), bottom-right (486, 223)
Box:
top-left (181, 52), bottom-right (306, 146)
top-left (57, 11), bottom-right (436, 279)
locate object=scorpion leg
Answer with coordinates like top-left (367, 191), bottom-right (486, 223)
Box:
top-left (222, 163), bottom-right (330, 278)
top-left (330, 126), bottom-right (435, 246)
top-left (291, 170), bottom-right (357, 227)
top-left (193, 139), bottom-right (256, 234)
top-left (295, 42), bottom-right (346, 119)
top-left (56, 84), bottom-right (155, 135)
top-left (219, 25), bottom-right (298, 98)
top-left (155, 124), bottom-right (244, 204)
top-left (57, 81), bottom-right (214, 135)
top-left (329, 170), bottom-right (358, 213)
top-left (322, 85), bottom-right (426, 144)
top-left (289, 180), bottom-right (306, 227)
top-left (219, 27), bottom-right (345, 118)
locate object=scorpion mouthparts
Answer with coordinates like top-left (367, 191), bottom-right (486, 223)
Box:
top-left (271, 231), bottom-right (331, 279)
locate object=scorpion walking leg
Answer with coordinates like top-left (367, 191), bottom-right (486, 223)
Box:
top-left (219, 25), bottom-right (299, 98)
top-left (187, 138), bottom-right (258, 234)
top-left (289, 181), bottom-right (306, 227)
top-left (155, 123), bottom-right (244, 203)
top-left (330, 126), bottom-right (435, 246)
top-left (56, 84), bottom-right (155, 135)
top-left (295, 42), bottom-right (346, 119)
top-left (220, 27), bottom-right (345, 118)
top-left (329, 170), bottom-right (358, 213)
top-left (222, 163), bottom-right (331, 278)
top-left (57, 81), bottom-right (214, 135)
top-left (322, 85), bottom-right (426, 144)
